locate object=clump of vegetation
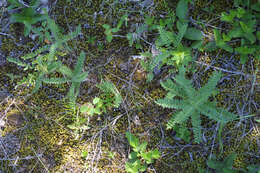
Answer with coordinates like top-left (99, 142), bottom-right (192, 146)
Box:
top-left (125, 132), bottom-right (161, 173)
top-left (8, 0), bottom-right (46, 36)
top-left (209, 0), bottom-right (260, 64)
top-left (1, 0), bottom-right (259, 172)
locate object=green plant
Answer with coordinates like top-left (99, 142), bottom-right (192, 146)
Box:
top-left (79, 80), bottom-right (122, 116)
top-left (7, 13), bottom-right (82, 103)
top-left (155, 66), bottom-right (237, 143)
top-left (140, 0), bottom-right (203, 82)
top-left (172, 123), bottom-right (191, 142)
top-left (125, 132), bottom-right (161, 173)
top-left (80, 97), bottom-right (104, 116)
top-left (67, 115), bottom-right (90, 136)
top-left (43, 51), bottom-right (88, 103)
top-left (81, 150), bottom-right (88, 160)
top-left (8, 0), bottom-right (47, 36)
top-left (208, 1), bottom-right (260, 64)
top-left (103, 14), bottom-right (128, 42)
top-left (207, 153), bottom-right (238, 173)
top-left (96, 80), bottom-right (122, 108)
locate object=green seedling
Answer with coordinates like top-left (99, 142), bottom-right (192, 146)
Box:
top-left (103, 14), bottom-right (128, 42)
top-left (125, 132), bottom-right (161, 173)
top-left (80, 97), bottom-right (104, 116)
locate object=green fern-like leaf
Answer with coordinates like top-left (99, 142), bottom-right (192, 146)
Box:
top-left (42, 77), bottom-right (69, 84)
top-left (21, 45), bottom-right (49, 60)
top-left (155, 98), bottom-right (185, 109)
top-left (63, 51), bottom-right (87, 103)
top-left (156, 26), bottom-right (175, 47)
top-left (175, 21), bottom-right (188, 47)
top-left (156, 66), bottom-right (238, 143)
top-left (59, 65), bottom-right (73, 77)
top-left (73, 51), bottom-right (86, 76)
top-left (97, 80), bottom-right (122, 108)
top-left (7, 57), bottom-right (28, 67)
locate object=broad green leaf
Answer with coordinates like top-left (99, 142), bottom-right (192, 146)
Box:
top-left (236, 7), bottom-right (245, 18)
top-left (223, 153), bottom-right (237, 169)
top-left (7, 0), bottom-right (23, 9)
top-left (125, 161), bottom-right (139, 173)
top-left (240, 54), bottom-right (248, 64)
top-left (244, 32), bottom-right (256, 44)
top-left (203, 41), bottom-right (217, 52)
top-left (207, 158), bottom-right (219, 169)
top-left (228, 27), bottom-right (244, 38)
top-left (184, 27), bottom-right (203, 40)
top-left (222, 33), bottom-right (232, 42)
top-left (111, 28), bottom-right (119, 32)
top-left (191, 40), bottom-right (204, 49)
top-left (129, 152), bottom-right (138, 160)
top-left (141, 149), bottom-right (160, 164)
top-left (221, 10), bottom-right (236, 22)
top-left (137, 142), bottom-right (147, 153)
top-left (176, 0), bottom-right (188, 21)
top-left (93, 97), bottom-right (101, 105)
top-left (240, 21), bottom-right (255, 33)
top-left (235, 46), bottom-right (255, 55)
top-left (106, 35), bottom-right (113, 42)
top-left (213, 29), bottom-right (222, 43)
top-left (102, 24), bottom-right (110, 30)
top-left (80, 105), bottom-right (90, 113)
top-left (126, 132), bottom-right (139, 150)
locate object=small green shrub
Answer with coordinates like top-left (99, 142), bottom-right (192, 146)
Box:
top-left (125, 132), bottom-right (161, 173)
